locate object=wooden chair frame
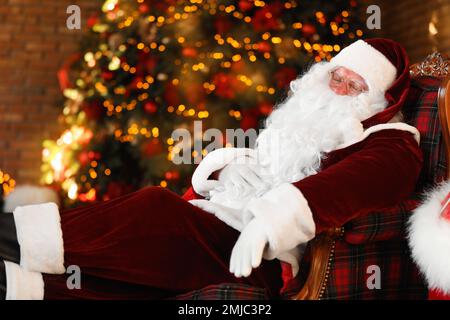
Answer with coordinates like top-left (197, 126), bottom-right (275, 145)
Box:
top-left (293, 52), bottom-right (450, 300)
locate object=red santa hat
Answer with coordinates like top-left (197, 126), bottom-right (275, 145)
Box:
top-left (330, 38), bottom-right (411, 128)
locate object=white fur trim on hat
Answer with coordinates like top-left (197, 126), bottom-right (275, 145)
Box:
top-left (13, 202), bottom-right (66, 274)
top-left (408, 181), bottom-right (450, 294)
top-left (330, 40), bottom-right (397, 93)
top-left (4, 261), bottom-right (44, 300)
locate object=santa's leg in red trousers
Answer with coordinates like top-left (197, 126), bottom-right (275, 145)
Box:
top-left (0, 186), bottom-right (283, 300)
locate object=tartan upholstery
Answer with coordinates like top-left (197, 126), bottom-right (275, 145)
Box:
top-left (172, 283), bottom-right (270, 300)
top-left (321, 238), bottom-right (425, 299)
top-left (175, 76), bottom-right (443, 300)
top-left (342, 76), bottom-right (447, 245)
top-left (404, 76), bottom-right (448, 187)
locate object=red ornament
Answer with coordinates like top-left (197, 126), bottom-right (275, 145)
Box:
top-left (138, 52), bottom-right (159, 74)
top-left (128, 76), bottom-right (144, 90)
top-left (251, 2), bottom-right (283, 32)
top-left (87, 151), bottom-right (101, 161)
top-left (165, 170), bottom-right (180, 181)
top-left (302, 23), bottom-right (317, 37)
top-left (101, 71), bottom-right (114, 81)
top-left (182, 47), bottom-right (198, 58)
top-left (212, 73), bottom-right (245, 99)
top-left (258, 102), bottom-right (273, 116)
top-left (185, 82), bottom-right (206, 105)
top-left (143, 138), bottom-right (163, 157)
top-left (147, 0), bottom-right (177, 12)
top-left (144, 101), bottom-right (158, 114)
top-left (87, 14), bottom-right (99, 28)
top-left (139, 4), bottom-right (150, 13)
top-left (275, 66), bottom-right (298, 89)
top-left (145, 56), bottom-right (159, 73)
top-left (78, 151), bottom-right (90, 166)
top-left (256, 41), bottom-right (272, 53)
top-left (231, 60), bottom-right (245, 73)
top-left (163, 82), bottom-right (180, 106)
top-left (240, 108), bottom-right (260, 131)
top-left (82, 100), bottom-right (105, 121)
top-left (238, 0), bottom-right (253, 12)
top-left (214, 15), bottom-right (233, 34)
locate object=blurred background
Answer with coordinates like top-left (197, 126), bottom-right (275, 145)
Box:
top-left (0, 0), bottom-right (448, 208)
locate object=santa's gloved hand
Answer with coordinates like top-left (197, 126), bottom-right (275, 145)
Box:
top-left (229, 183), bottom-right (317, 278)
top-left (218, 156), bottom-right (267, 196)
top-left (189, 199), bottom-right (246, 231)
top-left (229, 218), bottom-right (268, 278)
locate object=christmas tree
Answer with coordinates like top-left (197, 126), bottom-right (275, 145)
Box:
top-left (42, 0), bottom-right (367, 207)
top-left (0, 169), bottom-right (16, 211)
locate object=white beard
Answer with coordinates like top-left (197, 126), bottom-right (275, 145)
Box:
top-left (209, 62), bottom-right (388, 209)
top-left (255, 62), bottom-right (388, 185)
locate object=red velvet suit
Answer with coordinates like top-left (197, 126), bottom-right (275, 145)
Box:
top-left (41, 128), bottom-right (422, 299)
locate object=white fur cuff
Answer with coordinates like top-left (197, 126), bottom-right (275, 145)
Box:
top-left (4, 261), bottom-right (44, 300)
top-left (13, 202), bottom-right (65, 274)
top-left (244, 183), bottom-right (316, 276)
top-left (408, 181), bottom-right (450, 294)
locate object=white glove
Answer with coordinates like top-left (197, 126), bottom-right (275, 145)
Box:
top-left (229, 218), bottom-right (268, 278)
top-left (230, 183), bottom-right (317, 278)
top-left (218, 156), bottom-right (268, 196)
top-left (189, 199), bottom-right (246, 231)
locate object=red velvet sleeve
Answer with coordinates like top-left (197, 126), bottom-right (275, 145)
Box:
top-left (293, 129), bottom-right (423, 234)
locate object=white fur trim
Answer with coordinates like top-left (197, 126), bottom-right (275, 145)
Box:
top-left (408, 181), bottom-right (450, 294)
top-left (4, 185), bottom-right (60, 213)
top-left (244, 183), bottom-right (316, 277)
top-left (335, 122), bottom-right (420, 150)
top-left (192, 147), bottom-right (256, 197)
top-left (4, 261), bottom-right (44, 300)
top-left (13, 203), bottom-right (65, 274)
top-left (330, 40), bottom-right (397, 93)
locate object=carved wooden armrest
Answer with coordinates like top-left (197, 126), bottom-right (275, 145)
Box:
top-left (292, 227), bottom-right (343, 300)
top-left (292, 52), bottom-right (450, 300)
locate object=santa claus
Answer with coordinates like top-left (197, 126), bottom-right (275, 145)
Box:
top-left (0, 38), bottom-right (422, 299)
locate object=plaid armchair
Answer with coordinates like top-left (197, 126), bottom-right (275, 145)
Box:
top-left (174, 52), bottom-right (450, 300)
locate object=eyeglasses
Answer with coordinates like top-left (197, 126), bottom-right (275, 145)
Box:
top-left (329, 70), bottom-right (368, 95)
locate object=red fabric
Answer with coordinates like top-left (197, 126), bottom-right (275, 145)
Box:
top-left (42, 187), bottom-right (282, 299)
top-left (293, 129), bottom-right (423, 234)
top-left (181, 185), bottom-right (203, 201)
top-left (361, 38), bottom-right (411, 128)
top-left (429, 289), bottom-right (450, 300)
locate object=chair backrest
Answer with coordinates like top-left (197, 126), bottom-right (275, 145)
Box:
top-left (293, 52), bottom-right (450, 300)
top-left (404, 52), bottom-right (450, 189)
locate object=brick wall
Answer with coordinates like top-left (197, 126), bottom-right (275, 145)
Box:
top-left (0, 0), bottom-right (100, 184)
top-left (364, 0), bottom-right (450, 63)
